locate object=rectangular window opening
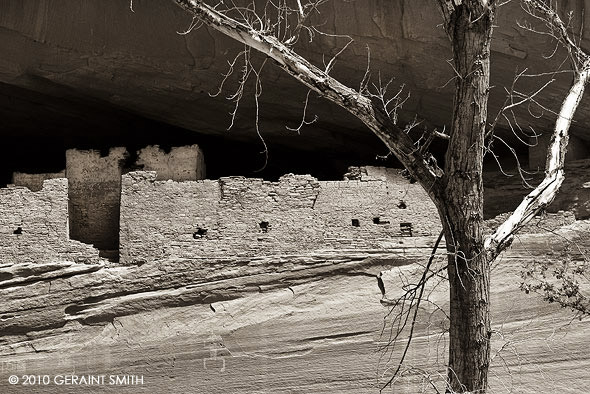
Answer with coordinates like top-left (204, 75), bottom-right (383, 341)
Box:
top-left (400, 222), bottom-right (413, 237)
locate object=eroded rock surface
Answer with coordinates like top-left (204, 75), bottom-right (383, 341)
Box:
top-left (1, 222), bottom-right (589, 393)
top-left (1, 1), bottom-right (590, 157)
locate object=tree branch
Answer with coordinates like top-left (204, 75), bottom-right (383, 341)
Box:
top-left (171, 0), bottom-right (443, 198)
top-left (484, 63), bottom-right (590, 259)
top-left (521, 0), bottom-right (590, 68)
top-left (379, 230), bottom-right (445, 391)
top-left (484, 1), bottom-right (590, 258)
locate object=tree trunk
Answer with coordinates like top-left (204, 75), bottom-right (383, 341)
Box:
top-left (442, 217), bottom-right (491, 393)
top-left (439, 4), bottom-right (495, 393)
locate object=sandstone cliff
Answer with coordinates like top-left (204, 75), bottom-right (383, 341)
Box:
top-left (1, 220), bottom-right (589, 393)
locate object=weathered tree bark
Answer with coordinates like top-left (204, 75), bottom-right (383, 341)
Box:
top-left (435, 2), bottom-right (495, 392)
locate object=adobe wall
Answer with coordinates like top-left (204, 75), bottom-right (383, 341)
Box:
top-left (137, 144), bottom-right (205, 181)
top-left (66, 148), bottom-right (127, 251)
top-left (0, 179), bottom-right (100, 264)
top-left (119, 168), bottom-right (440, 264)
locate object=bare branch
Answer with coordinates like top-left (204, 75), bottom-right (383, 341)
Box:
top-left (380, 231), bottom-right (445, 391)
top-left (485, 63), bottom-right (590, 259)
top-left (171, 0), bottom-right (443, 199)
top-left (285, 89), bottom-right (318, 133)
top-left (521, 0), bottom-right (590, 69)
top-left (484, 1), bottom-right (590, 258)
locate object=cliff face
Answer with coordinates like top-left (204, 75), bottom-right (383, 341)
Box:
top-left (1, 1), bottom-right (590, 157)
top-left (1, 222), bottom-right (589, 393)
top-left (2, 161), bottom-right (589, 391)
top-left (2, 3), bottom-right (590, 392)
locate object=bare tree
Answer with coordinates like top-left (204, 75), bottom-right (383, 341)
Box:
top-left (169, 0), bottom-right (590, 392)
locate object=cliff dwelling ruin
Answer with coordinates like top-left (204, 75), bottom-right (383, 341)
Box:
top-left (3, 140), bottom-right (586, 269)
top-left (2, 1), bottom-right (590, 392)
top-left (1, 143), bottom-right (442, 265)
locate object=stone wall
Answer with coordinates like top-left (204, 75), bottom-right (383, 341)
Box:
top-left (137, 144), bottom-right (205, 181)
top-left (0, 179), bottom-right (100, 264)
top-left (12, 171), bottom-right (66, 192)
top-left (316, 180), bottom-right (437, 249)
top-left (119, 168), bottom-right (440, 264)
top-left (66, 148), bottom-right (127, 252)
top-left (10, 144), bottom-right (205, 259)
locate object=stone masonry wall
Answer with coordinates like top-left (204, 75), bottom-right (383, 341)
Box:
top-left (137, 144), bottom-right (205, 181)
top-left (216, 174), bottom-right (322, 255)
top-left (12, 171), bottom-right (66, 192)
top-left (66, 148), bottom-right (127, 251)
top-left (11, 145), bottom-right (205, 259)
top-left (0, 179), bottom-right (100, 264)
top-left (120, 168), bottom-right (440, 264)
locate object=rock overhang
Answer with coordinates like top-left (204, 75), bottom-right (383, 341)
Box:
top-left (1, 0), bottom-right (589, 177)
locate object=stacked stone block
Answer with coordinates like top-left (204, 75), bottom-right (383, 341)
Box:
top-left (119, 168), bottom-right (441, 264)
top-left (0, 179), bottom-right (100, 264)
